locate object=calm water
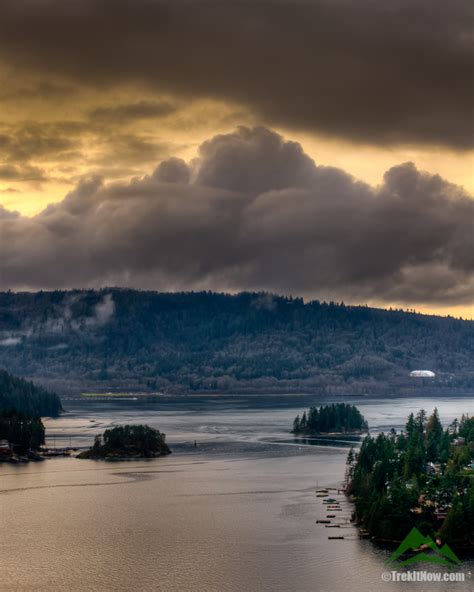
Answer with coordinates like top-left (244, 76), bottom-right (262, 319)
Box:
top-left (1, 394), bottom-right (473, 592)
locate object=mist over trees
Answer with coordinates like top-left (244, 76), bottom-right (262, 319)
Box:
top-left (0, 290), bottom-right (473, 395)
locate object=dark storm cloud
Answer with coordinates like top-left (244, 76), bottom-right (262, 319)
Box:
top-left (89, 101), bottom-right (178, 124)
top-left (0, 0), bottom-right (471, 148)
top-left (0, 205), bottom-right (20, 219)
top-left (195, 127), bottom-right (318, 193)
top-left (0, 80), bottom-right (77, 103)
top-left (153, 158), bottom-right (190, 184)
top-left (1, 127), bottom-right (472, 305)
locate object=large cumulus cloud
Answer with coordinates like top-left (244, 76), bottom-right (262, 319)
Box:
top-left (0, 127), bottom-right (472, 305)
top-left (0, 0), bottom-right (471, 148)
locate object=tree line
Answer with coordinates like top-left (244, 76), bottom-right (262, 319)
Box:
top-left (0, 410), bottom-right (45, 454)
top-left (0, 289), bottom-right (473, 394)
top-left (78, 424), bottom-right (171, 459)
top-left (346, 409), bottom-right (474, 548)
top-left (0, 369), bottom-right (62, 457)
top-left (292, 403), bottom-right (368, 434)
top-left (0, 369), bottom-right (62, 416)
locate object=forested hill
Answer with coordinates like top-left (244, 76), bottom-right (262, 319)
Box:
top-left (0, 370), bottom-right (63, 416)
top-left (0, 290), bottom-right (473, 396)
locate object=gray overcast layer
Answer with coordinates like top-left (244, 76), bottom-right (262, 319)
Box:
top-left (1, 128), bottom-right (473, 305)
top-left (0, 0), bottom-right (472, 148)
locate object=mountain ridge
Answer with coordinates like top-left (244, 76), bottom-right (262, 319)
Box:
top-left (0, 289), bottom-right (473, 396)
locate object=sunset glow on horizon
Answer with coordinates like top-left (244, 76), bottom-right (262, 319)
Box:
top-left (0, 1), bottom-right (472, 318)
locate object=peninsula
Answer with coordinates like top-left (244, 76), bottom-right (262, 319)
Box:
top-left (0, 369), bottom-right (62, 462)
top-left (347, 409), bottom-right (474, 549)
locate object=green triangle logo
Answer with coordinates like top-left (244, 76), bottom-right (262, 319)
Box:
top-left (388, 527), bottom-right (461, 567)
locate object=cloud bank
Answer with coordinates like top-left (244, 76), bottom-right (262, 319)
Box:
top-left (1, 127), bottom-right (472, 306)
top-left (0, 0), bottom-right (471, 148)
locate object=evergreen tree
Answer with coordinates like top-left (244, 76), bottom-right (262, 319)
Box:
top-left (426, 408), bottom-right (443, 461)
top-left (292, 415), bottom-right (301, 433)
top-left (291, 404), bottom-right (367, 434)
top-left (348, 408), bottom-right (474, 549)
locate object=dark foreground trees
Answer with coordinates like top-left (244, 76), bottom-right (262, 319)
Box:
top-left (78, 424), bottom-right (171, 459)
top-left (0, 369), bottom-right (62, 416)
top-left (0, 370), bottom-right (59, 458)
top-left (0, 410), bottom-right (45, 454)
top-left (347, 409), bottom-right (474, 548)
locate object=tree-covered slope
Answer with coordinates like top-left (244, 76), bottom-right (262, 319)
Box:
top-left (0, 290), bottom-right (473, 395)
top-left (0, 369), bottom-right (62, 416)
top-left (347, 410), bottom-right (474, 548)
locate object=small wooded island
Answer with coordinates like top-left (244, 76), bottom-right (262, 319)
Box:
top-left (346, 409), bottom-right (474, 549)
top-left (292, 403), bottom-right (368, 435)
top-left (78, 424), bottom-right (171, 459)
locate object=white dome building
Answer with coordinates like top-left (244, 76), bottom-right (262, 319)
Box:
top-left (409, 370), bottom-right (436, 378)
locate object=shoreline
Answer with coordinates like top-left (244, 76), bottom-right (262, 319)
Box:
top-left (76, 451), bottom-right (172, 460)
top-left (59, 391), bottom-right (474, 402)
top-left (292, 430), bottom-right (367, 437)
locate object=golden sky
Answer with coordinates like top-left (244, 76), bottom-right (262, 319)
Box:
top-left (1, 82), bottom-right (473, 216)
top-left (0, 1), bottom-right (472, 318)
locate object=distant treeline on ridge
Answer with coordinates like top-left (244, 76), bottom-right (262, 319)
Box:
top-left (0, 369), bottom-right (62, 417)
top-left (1, 289), bottom-right (473, 395)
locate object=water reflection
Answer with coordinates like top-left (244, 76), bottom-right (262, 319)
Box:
top-left (1, 394), bottom-right (473, 592)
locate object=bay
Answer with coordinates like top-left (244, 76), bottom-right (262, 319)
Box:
top-left (1, 394), bottom-right (473, 591)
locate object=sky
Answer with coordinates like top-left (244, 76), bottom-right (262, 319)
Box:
top-left (0, 0), bottom-right (472, 318)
